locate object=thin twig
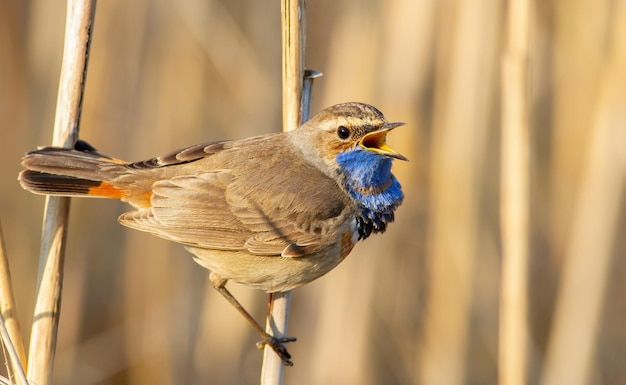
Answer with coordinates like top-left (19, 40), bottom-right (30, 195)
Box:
top-left (0, 315), bottom-right (27, 385)
top-left (260, 0), bottom-right (307, 383)
top-left (27, 1), bottom-right (97, 384)
top-left (499, 0), bottom-right (531, 384)
top-left (301, 69), bottom-right (322, 123)
top-left (0, 221), bottom-right (27, 381)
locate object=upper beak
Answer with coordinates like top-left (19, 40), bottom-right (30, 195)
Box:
top-left (358, 122), bottom-right (409, 161)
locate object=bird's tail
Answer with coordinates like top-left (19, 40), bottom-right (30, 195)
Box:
top-left (19, 140), bottom-right (150, 208)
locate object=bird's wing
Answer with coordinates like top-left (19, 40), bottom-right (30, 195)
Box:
top-left (119, 171), bottom-right (251, 250)
top-left (118, 137), bottom-right (352, 257)
top-left (225, 157), bottom-right (351, 256)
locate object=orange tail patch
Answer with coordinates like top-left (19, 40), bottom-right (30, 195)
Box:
top-left (88, 181), bottom-right (153, 207)
top-left (20, 170), bottom-right (152, 208)
top-left (87, 181), bottom-right (125, 199)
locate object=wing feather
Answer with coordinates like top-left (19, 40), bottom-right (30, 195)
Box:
top-left (118, 135), bottom-right (354, 256)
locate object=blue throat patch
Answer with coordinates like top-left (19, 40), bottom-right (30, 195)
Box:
top-left (336, 147), bottom-right (404, 240)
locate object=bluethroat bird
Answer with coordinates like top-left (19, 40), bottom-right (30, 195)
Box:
top-left (19, 102), bottom-right (407, 365)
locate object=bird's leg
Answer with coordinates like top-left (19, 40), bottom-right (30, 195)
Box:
top-left (209, 272), bottom-right (296, 366)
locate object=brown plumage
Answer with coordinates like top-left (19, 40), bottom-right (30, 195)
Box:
top-left (19, 102), bottom-right (407, 365)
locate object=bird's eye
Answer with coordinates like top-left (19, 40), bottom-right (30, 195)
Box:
top-left (337, 126), bottom-right (350, 139)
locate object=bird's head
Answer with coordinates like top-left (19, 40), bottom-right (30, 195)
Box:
top-left (289, 102), bottom-right (407, 178)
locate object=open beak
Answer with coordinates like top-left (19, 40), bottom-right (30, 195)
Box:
top-left (358, 122), bottom-right (409, 161)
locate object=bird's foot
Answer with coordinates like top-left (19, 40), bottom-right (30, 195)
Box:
top-left (256, 335), bottom-right (297, 366)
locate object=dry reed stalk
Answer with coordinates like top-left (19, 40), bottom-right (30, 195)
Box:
top-left (261, 1), bottom-right (306, 383)
top-left (280, 0), bottom-right (305, 132)
top-left (27, 1), bottom-right (96, 384)
top-left (540, 4), bottom-right (626, 384)
top-left (0, 222), bottom-right (27, 385)
top-left (499, 0), bottom-right (531, 384)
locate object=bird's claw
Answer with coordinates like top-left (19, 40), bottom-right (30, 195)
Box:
top-left (256, 335), bottom-right (297, 366)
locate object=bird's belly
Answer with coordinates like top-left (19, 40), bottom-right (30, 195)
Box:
top-left (186, 225), bottom-right (358, 292)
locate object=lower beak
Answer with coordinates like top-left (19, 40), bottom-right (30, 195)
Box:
top-left (359, 122), bottom-right (409, 161)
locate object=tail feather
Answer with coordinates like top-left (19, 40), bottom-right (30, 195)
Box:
top-left (19, 170), bottom-right (104, 196)
top-left (19, 140), bottom-right (138, 203)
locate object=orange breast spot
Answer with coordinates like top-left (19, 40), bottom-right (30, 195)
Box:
top-left (340, 232), bottom-right (355, 259)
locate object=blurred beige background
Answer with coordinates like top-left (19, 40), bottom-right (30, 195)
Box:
top-left (1, 0), bottom-right (625, 384)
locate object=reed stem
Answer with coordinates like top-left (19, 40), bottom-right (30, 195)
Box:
top-left (27, 1), bottom-right (96, 384)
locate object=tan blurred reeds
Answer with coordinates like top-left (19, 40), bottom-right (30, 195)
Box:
top-left (1, 1), bottom-right (625, 384)
top-left (541, 2), bottom-right (626, 384)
